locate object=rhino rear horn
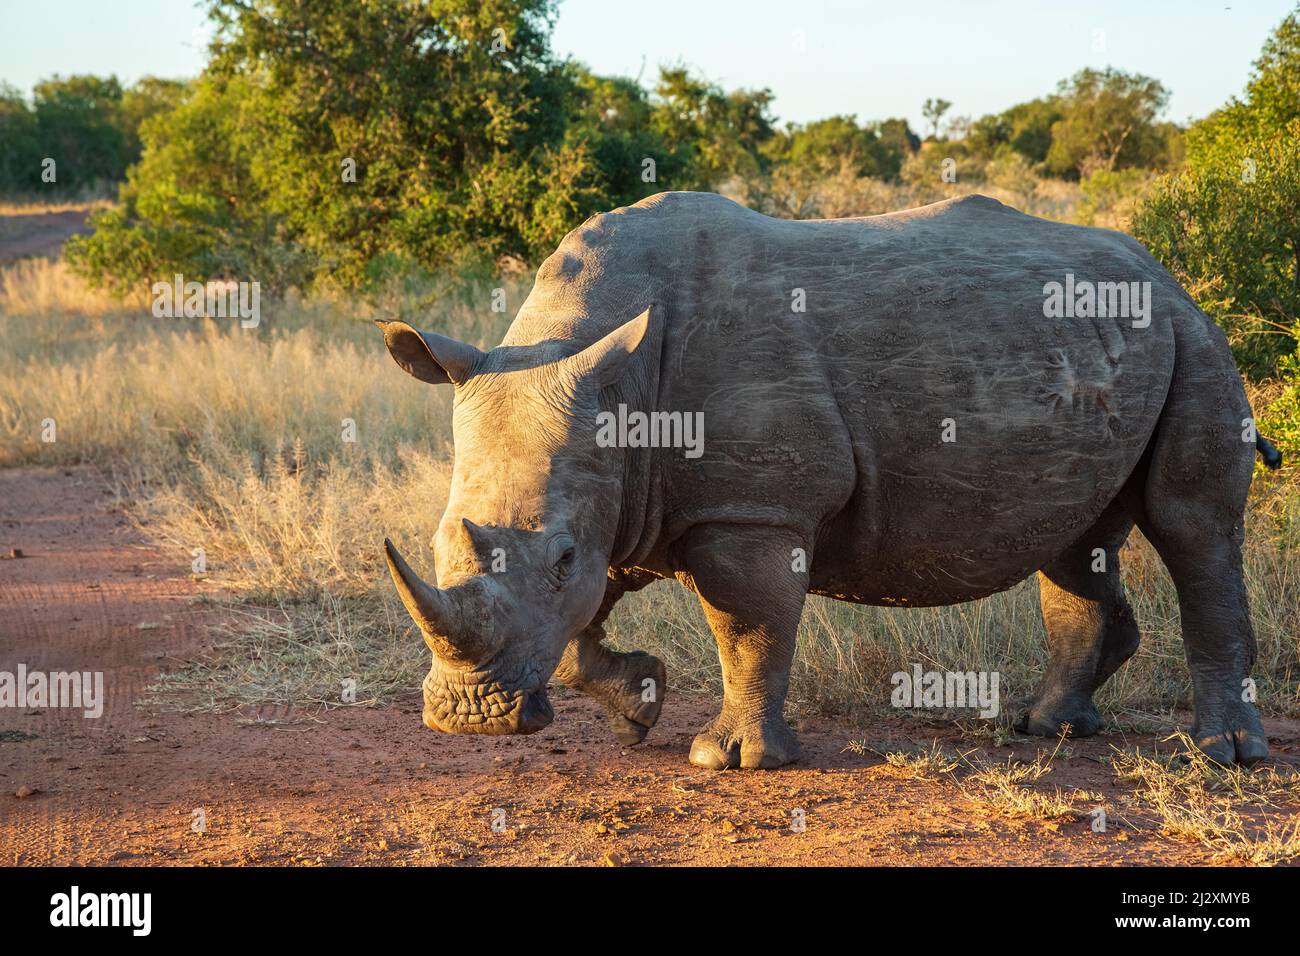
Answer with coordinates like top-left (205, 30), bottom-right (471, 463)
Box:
top-left (560, 305), bottom-right (655, 387)
top-left (461, 518), bottom-right (498, 563)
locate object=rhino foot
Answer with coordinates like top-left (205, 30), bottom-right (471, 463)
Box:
top-left (555, 634), bottom-right (668, 747)
top-left (1017, 695), bottom-right (1103, 738)
top-left (1191, 700), bottom-right (1269, 766)
top-left (605, 652), bottom-right (667, 746)
top-left (688, 713), bottom-right (799, 770)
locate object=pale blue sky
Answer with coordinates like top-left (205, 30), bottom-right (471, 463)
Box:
top-left (1, 0), bottom-right (1295, 131)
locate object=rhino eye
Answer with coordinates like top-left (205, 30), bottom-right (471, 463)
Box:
top-left (556, 548), bottom-right (576, 576)
top-left (546, 534), bottom-right (577, 584)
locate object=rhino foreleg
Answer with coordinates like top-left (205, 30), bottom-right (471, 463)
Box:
top-left (677, 524), bottom-right (807, 769)
top-left (555, 627), bottom-right (667, 745)
top-left (554, 570), bottom-right (666, 746)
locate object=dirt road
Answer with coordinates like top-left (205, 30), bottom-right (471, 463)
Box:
top-left (1, 466), bottom-right (1296, 866)
top-left (0, 210), bottom-right (93, 263)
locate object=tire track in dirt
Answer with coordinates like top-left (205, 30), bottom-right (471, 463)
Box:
top-left (0, 466), bottom-right (1297, 866)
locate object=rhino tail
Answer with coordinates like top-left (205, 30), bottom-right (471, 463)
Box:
top-left (1256, 434), bottom-right (1283, 470)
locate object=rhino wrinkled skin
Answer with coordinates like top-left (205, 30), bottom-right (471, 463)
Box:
top-left (379, 190), bottom-right (1274, 769)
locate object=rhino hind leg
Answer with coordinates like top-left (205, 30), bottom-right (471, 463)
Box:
top-left (1147, 532), bottom-right (1269, 766)
top-left (1126, 366), bottom-right (1268, 765)
top-left (1020, 502), bottom-right (1140, 739)
top-left (555, 622), bottom-right (668, 746)
top-left (678, 524), bottom-right (806, 770)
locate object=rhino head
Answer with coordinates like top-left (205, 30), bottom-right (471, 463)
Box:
top-left (377, 307), bottom-right (654, 736)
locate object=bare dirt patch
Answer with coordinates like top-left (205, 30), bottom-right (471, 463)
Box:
top-left (0, 209), bottom-right (93, 264)
top-left (1, 466), bottom-right (1297, 866)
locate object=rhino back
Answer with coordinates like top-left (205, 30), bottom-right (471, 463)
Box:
top-left (511, 191), bottom-right (1189, 606)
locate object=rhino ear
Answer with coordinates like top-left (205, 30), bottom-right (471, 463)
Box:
top-left (377, 320), bottom-right (484, 386)
top-left (562, 305), bottom-right (656, 388)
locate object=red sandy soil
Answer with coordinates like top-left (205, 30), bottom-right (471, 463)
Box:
top-left (1, 465), bottom-right (1297, 866)
top-left (0, 210), bottom-right (92, 263)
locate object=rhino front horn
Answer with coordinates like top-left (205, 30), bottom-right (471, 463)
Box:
top-left (383, 538), bottom-right (493, 663)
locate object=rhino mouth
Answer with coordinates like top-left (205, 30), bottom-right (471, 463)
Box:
top-left (421, 667), bottom-right (553, 735)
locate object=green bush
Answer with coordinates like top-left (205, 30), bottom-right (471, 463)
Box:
top-left (1261, 342), bottom-right (1300, 462)
top-left (67, 73), bottom-right (307, 293)
top-left (1076, 167), bottom-right (1153, 229)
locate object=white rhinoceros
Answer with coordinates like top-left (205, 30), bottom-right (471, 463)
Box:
top-left (379, 191), bottom-right (1278, 768)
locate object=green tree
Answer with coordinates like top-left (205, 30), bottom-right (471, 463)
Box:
top-left (72, 0), bottom-right (606, 290)
top-left (968, 96), bottom-right (1062, 164)
top-left (764, 115), bottom-right (906, 181)
top-left (0, 83), bottom-right (41, 191)
top-left (119, 77), bottom-right (189, 161)
top-left (210, 0), bottom-right (579, 277)
top-left (876, 117), bottom-right (921, 163)
top-left (32, 74), bottom-right (128, 190)
top-left (650, 66), bottom-right (775, 189)
top-left (1045, 68), bottom-right (1170, 178)
top-left (1, 75), bottom-right (185, 195)
top-left (921, 97), bottom-right (951, 139)
top-left (563, 68), bottom-right (680, 204)
top-left (1192, 8), bottom-right (1300, 157)
top-left (68, 73), bottom-right (306, 292)
top-left (1134, 122), bottom-right (1300, 379)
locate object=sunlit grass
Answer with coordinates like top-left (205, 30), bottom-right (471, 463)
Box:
top-left (858, 733), bottom-right (1300, 862)
top-left (0, 197), bottom-right (113, 218)
top-left (1111, 733), bottom-right (1300, 864)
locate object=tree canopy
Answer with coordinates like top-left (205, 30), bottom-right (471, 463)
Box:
top-left (1132, 9), bottom-right (1300, 379)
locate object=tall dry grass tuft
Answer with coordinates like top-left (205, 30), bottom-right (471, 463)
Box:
top-left (0, 259), bottom-right (524, 470)
top-left (0, 258), bottom-right (147, 321)
top-left (141, 593), bottom-right (427, 716)
top-left (731, 152), bottom-right (1090, 227)
top-left (0, 198), bottom-right (114, 217)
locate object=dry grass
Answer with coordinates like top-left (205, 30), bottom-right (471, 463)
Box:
top-left (0, 258), bottom-right (150, 319)
top-left (0, 198), bottom-right (113, 217)
top-left (1111, 733), bottom-right (1300, 864)
top-left (869, 731), bottom-right (1300, 866)
top-left (847, 739), bottom-right (966, 780)
top-left (957, 738), bottom-right (1104, 821)
top-left (854, 732), bottom-right (1300, 861)
top-left (861, 736), bottom-right (1100, 821)
top-left (731, 150), bottom-right (1091, 227)
top-left (141, 593), bottom-right (426, 717)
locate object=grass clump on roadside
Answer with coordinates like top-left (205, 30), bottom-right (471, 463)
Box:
top-left (852, 731), bottom-right (1300, 864)
top-left (959, 741), bottom-right (1100, 822)
top-left (856, 736), bottom-right (1099, 821)
top-left (1110, 733), bottom-right (1300, 865)
top-left (142, 592), bottom-right (426, 717)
